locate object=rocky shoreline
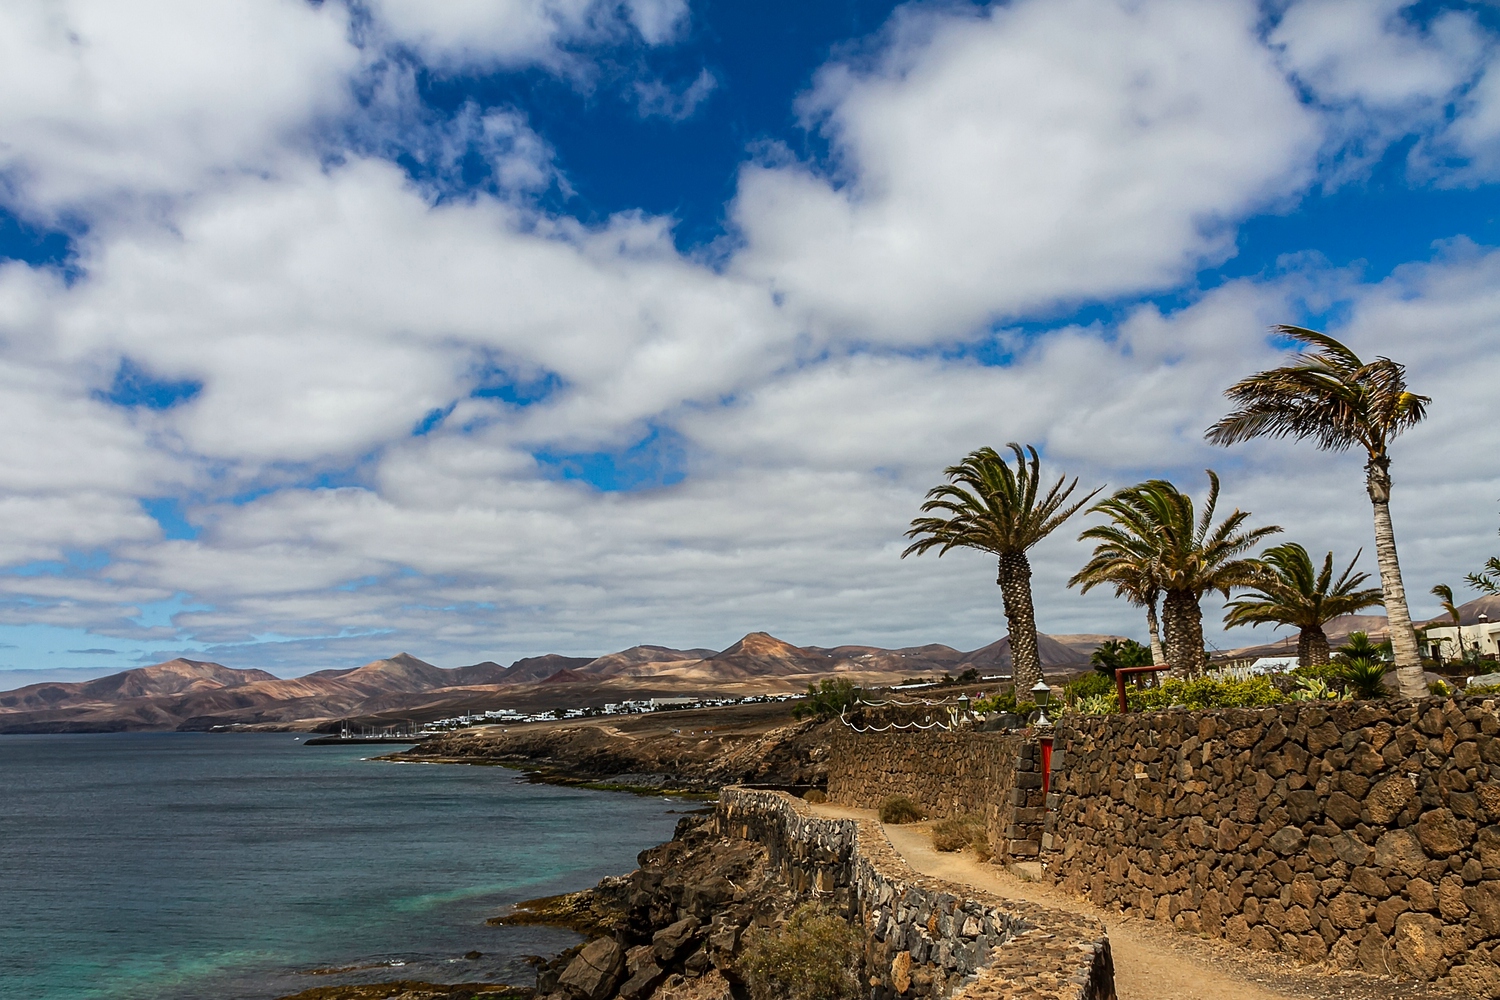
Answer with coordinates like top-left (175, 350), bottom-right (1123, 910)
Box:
top-left (278, 712), bottom-right (826, 1000)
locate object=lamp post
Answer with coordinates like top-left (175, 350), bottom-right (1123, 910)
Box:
top-left (1031, 679), bottom-right (1052, 727)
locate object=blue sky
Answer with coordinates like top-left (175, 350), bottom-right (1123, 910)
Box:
top-left (0, 0), bottom-right (1499, 680)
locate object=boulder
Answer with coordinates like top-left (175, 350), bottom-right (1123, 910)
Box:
top-left (1392, 912), bottom-right (1446, 980)
top-left (558, 937), bottom-right (625, 1000)
top-left (654, 916), bottom-right (701, 963)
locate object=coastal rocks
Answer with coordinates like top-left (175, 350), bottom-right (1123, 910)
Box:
top-left (558, 938), bottom-right (625, 1000)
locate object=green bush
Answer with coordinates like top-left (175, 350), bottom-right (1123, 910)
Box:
top-left (972, 691), bottom-right (1034, 717)
top-left (878, 795), bottom-right (924, 824)
top-left (931, 814), bottom-right (990, 859)
top-left (1127, 675), bottom-right (1284, 711)
top-left (741, 903), bottom-right (865, 1000)
top-left (794, 678), bottom-right (861, 720)
top-left (802, 788), bottom-right (828, 804)
top-left (1063, 672), bottom-right (1115, 705)
top-left (1468, 683), bottom-right (1500, 698)
top-left (1340, 657), bottom-right (1388, 699)
top-left (1089, 638), bottom-right (1153, 675)
top-left (1290, 661), bottom-right (1346, 684)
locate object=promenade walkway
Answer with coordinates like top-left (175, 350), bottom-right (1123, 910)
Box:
top-left (806, 803), bottom-right (1458, 1000)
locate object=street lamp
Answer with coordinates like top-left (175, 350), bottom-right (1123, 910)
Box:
top-left (1030, 679), bottom-right (1053, 727)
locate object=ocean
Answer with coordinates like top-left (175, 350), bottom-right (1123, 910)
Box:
top-left (0, 733), bottom-right (684, 1000)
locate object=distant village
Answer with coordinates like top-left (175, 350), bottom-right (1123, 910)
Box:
top-left (421, 692), bottom-right (802, 732)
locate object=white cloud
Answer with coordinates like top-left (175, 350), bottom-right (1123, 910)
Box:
top-left (729, 0), bottom-right (1320, 344)
top-left (1, 0), bottom-right (1499, 674)
top-left (1272, 0), bottom-right (1484, 111)
top-left (0, 0), bottom-right (357, 216)
top-left (634, 68), bottom-right (717, 121)
top-left (365, 0), bottom-right (688, 72)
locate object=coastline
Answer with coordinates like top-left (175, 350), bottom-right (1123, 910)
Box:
top-left (279, 709), bottom-right (821, 1000)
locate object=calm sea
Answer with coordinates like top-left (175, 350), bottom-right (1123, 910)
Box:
top-left (0, 733), bottom-right (683, 1000)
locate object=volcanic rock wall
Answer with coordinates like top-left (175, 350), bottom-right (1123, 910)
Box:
top-left (825, 730), bottom-right (1047, 864)
top-left (1045, 698), bottom-right (1500, 994)
top-left (717, 787), bottom-right (1114, 1000)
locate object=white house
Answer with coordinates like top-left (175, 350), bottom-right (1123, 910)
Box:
top-left (1418, 595), bottom-right (1500, 663)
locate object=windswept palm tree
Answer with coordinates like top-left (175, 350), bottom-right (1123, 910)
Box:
top-left (1206, 327), bottom-right (1430, 697)
top-left (1223, 543), bottom-right (1384, 666)
top-left (1076, 472), bottom-right (1280, 676)
top-left (1429, 584), bottom-right (1464, 662)
top-left (904, 444), bottom-right (1099, 696)
top-left (1068, 529), bottom-right (1165, 665)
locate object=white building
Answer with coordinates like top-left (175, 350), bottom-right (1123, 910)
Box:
top-left (1418, 596), bottom-right (1500, 663)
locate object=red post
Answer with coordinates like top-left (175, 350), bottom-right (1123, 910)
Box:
top-left (1040, 736), bottom-right (1053, 794)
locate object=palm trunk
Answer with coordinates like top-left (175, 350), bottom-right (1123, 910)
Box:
top-left (1366, 458), bottom-right (1424, 698)
top-left (1162, 589), bottom-right (1205, 677)
top-left (1298, 624), bottom-right (1330, 667)
top-left (1145, 597), bottom-right (1165, 666)
top-left (998, 551), bottom-right (1042, 699)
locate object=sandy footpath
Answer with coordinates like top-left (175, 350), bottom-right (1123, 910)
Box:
top-left (808, 803), bottom-right (1459, 1000)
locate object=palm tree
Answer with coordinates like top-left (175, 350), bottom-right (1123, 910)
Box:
top-left (1223, 543), bottom-right (1384, 666)
top-left (1206, 327), bottom-right (1430, 697)
top-left (1068, 529), bottom-right (1166, 665)
top-left (1429, 584), bottom-right (1463, 662)
top-left (903, 444), bottom-right (1099, 696)
top-left (1469, 558), bottom-right (1500, 596)
top-left (1075, 472), bottom-right (1279, 676)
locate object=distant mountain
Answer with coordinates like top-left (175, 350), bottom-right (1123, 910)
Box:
top-left (1223, 613), bottom-right (1391, 659)
top-left (0, 659), bottom-right (275, 713)
top-left (1416, 596), bottom-right (1500, 628)
top-left (0, 630), bottom-right (1120, 733)
top-left (496, 654), bottom-right (596, 685)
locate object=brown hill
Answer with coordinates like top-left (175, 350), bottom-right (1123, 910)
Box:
top-left (0, 658), bottom-right (274, 713)
top-left (1416, 596), bottom-right (1500, 628)
top-left (706, 632), bottom-right (832, 678)
top-left (496, 654), bottom-right (596, 685)
top-left (577, 645), bottom-right (718, 678)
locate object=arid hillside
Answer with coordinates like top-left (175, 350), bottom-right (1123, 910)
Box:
top-left (0, 630), bottom-right (1116, 733)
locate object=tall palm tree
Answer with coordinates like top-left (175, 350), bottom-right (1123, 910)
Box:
top-left (1068, 529), bottom-right (1166, 665)
top-left (903, 444), bottom-right (1099, 696)
top-left (1075, 472), bottom-right (1280, 676)
top-left (1223, 543), bottom-right (1384, 666)
top-left (1206, 327), bottom-right (1430, 697)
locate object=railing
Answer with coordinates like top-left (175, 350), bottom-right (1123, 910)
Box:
top-left (1113, 664), bottom-right (1170, 713)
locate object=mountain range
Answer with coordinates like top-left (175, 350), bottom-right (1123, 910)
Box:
top-left (0, 630), bottom-right (1116, 733)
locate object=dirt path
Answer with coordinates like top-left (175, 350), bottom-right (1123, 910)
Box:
top-left (807, 803), bottom-right (1456, 1000)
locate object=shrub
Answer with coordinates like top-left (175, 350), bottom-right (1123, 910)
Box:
top-left (802, 789), bottom-right (828, 804)
top-left (1064, 672), bottom-right (1115, 705)
top-left (741, 903), bottom-right (865, 1000)
top-left (931, 814), bottom-right (990, 859)
top-left (794, 678), bottom-right (861, 720)
top-left (1290, 661), bottom-right (1346, 685)
top-left (1340, 657), bottom-right (1389, 699)
top-left (1468, 683), bottom-right (1500, 698)
top-left (1289, 676), bottom-right (1346, 702)
top-left (1428, 679), bottom-right (1453, 697)
top-left (1127, 675), bottom-right (1284, 711)
top-left (879, 795), bottom-right (924, 824)
top-left (1072, 691), bottom-right (1118, 715)
top-left (1090, 638), bottom-right (1153, 675)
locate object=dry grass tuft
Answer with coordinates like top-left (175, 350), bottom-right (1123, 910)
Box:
top-left (930, 813), bottom-right (990, 860)
top-left (879, 795), bottom-right (925, 824)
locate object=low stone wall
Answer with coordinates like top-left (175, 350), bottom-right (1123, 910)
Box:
top-left (1044, 698), bottom-right (1500, 996)
top-left (717, 787), bottom-right (1114, 1000)
top-left (826, 730), bottom-right (1046, 864)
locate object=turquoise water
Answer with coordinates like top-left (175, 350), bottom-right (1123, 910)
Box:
top-left (0, 733), bottom-right (683, 1000)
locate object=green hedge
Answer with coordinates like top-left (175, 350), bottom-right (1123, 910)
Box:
top-left (1127, 675), bottom-right (1283, 711)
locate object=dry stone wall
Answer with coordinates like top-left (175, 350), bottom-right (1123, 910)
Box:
top-left (717, 787), bottom-right (1114, 1000)
top-left (826, 730), bottom-right (1045, 864)
top-left (1044, 698), bottom-right (1500, 996)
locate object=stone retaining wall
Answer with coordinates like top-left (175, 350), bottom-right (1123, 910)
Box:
top-left (1044, 698), bottom-right (1500, 996)
top-left (717, 787), bottom-right (1114, 1000)
top-left (826, 730), bottom-right (1046, 864)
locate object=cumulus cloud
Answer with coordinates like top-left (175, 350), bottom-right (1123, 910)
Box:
top-left (1, 0), bottom-right (1498, 673)
top-left (0, 0), bottom-right (357, 216)
top-left (729, 0), bottom-right (1320, 344)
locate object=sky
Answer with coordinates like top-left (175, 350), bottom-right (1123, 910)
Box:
top-left (2, 0), bottom-right (1500, 681)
